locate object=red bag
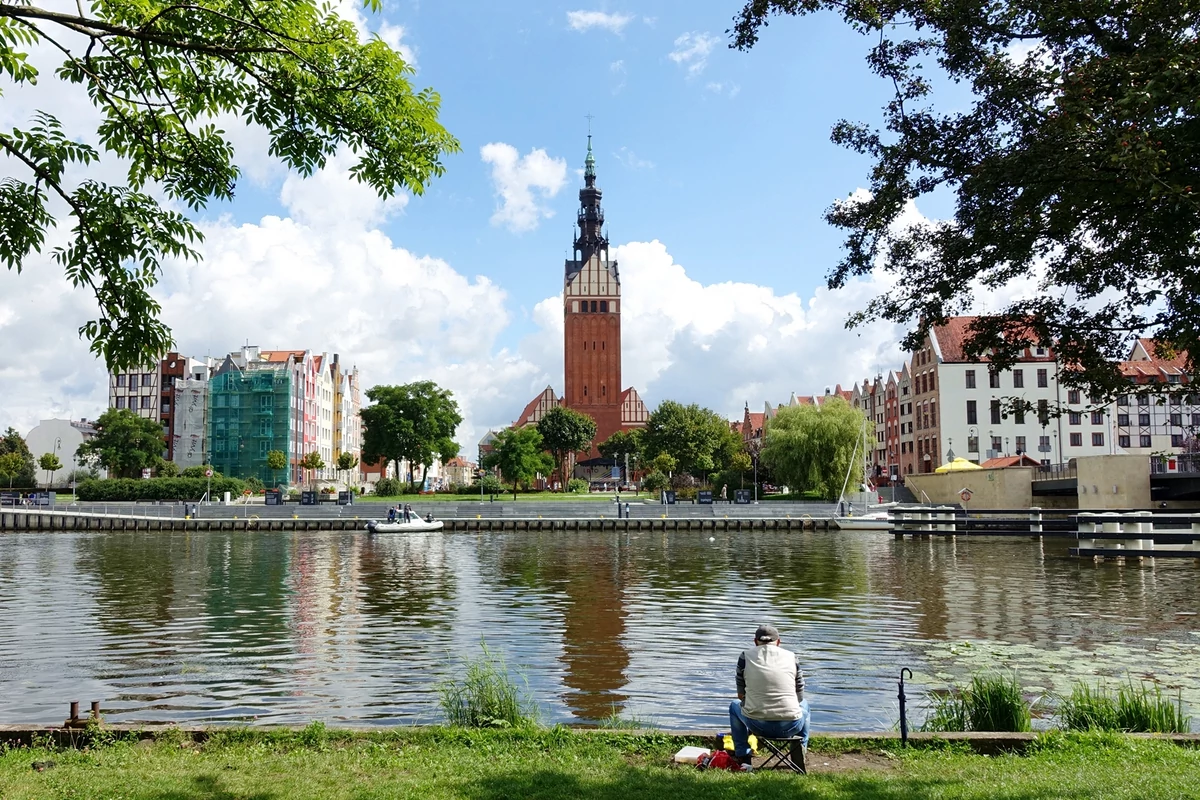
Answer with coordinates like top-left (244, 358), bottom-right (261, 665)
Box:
top-left (696, 750), bottom-right (746, 772)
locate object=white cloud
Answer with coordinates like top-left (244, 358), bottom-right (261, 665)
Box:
top-left (613, 147), bottom-right (654, 170)
top-left (480, 143), bottom-right (568, 233)
top-left (669, 31), bottom-right (719, 76)
top-left (705, 81), bottom-right (741, 97)
top-left (609, 59), bottom-right (627, 93)
top-left (566, 10), bottom-right (634, 33)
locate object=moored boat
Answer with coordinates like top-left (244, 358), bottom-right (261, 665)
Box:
top-left (366, 517), bottom-right (444, 533)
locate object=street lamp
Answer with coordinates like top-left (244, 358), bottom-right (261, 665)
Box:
top-left (50, 437), bottom-right (61, 494)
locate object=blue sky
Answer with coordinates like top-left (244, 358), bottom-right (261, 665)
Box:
top-left (2, 0), bottom-right (994, 446)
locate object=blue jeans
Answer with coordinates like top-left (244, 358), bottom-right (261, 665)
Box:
top-left (729, 699), bottom-right (810, 757)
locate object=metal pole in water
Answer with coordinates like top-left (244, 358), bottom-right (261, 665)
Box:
top-left (899, 668), bottom-right (913, 745)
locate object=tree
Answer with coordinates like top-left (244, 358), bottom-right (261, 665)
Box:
top-left (759, 398), bottom-right (867, 501)
top-left (75, 408), bottom-right (164, 479)
top-left (266, 449), bottom-right (288, 488)
top-left (0, 427), bottom-right (36, 487)
top-left (640, 401), bottom-right (742, 484)
top-left (157, 461), bottom-right (179, 477)
top-left (598, 429), bottom-right (642, 481)
top-left (336, 451), bottom-right (359, 490)
top-left (38, 452), bottom-right (63, 487)
top-left (731, 1), bottom-right (1200, 399)
top-left (181, 464), bottom-right (220, 479)
top-left (361, 381), bottom-right (462, 492)
top-left (0, 0), bottom-right (457, 371)
top-left (300, 451), bottom-right (325, 489)
top-left (481, 426), bottom-right (553, 501)
top-left (0, 452), bottom-right (27, 488)
top-left (535, 406), bottom-right (597, 490)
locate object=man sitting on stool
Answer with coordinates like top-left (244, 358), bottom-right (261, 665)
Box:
top-left (729, 624), bottom-right (810, 769)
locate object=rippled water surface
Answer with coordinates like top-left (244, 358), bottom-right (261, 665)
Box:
top-left (1, 529), bottom-right (1197, 729)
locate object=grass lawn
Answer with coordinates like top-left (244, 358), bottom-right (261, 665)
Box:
top-left (361, 492), bottom-right (637, 503)
top-left (2, 727), bottom-right (1197, 800)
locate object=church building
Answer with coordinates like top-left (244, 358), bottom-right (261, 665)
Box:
top-left (512, 137), bottom-right (649, 459)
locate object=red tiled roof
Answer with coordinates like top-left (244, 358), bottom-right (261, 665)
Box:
top-left (261, 349), bottom-right (306, 363)
top-left (930, 317), bottom-right (1054, 363)
top-left (747, 412), bottom-right (765, 430)
top-left (514, 386), bottom-right (558, 427)
top-left (980, 454), bottom-right (1041, 468)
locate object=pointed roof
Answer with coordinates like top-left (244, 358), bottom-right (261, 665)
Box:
top-left (584, 134), bottom-right (596, 179)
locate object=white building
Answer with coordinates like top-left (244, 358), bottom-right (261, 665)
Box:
top-left (24, 419), bottom-right (98, 486)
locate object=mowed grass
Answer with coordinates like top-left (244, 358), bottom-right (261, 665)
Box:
top-left (2, 728), bottom-right (1199, 800)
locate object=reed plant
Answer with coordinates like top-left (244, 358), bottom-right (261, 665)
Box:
top-left (1059, 680), bottom-right (1190, 733)
top-left (596, 703), bottom-right (657, 731)
top-left (921, 673), bottom-right (1031, 732)
top-left (437, 642), bottom-right (538, 728)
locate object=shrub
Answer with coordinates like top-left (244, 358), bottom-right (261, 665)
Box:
top-left (438, 642), bottom-right (538, 728)
top-left (454, 475), bottom-right (502, 495)
top-left (1060, 681), bottom-right (1190, 733)
top-left (76, 477), bottom-right (246, 502)
top-left (373, 477), bottom-right (404, 497)
top-left (157, 461), bottom-right (179, 477)
top-left (567, 478), bottom-right (589, 493)
top-left (641, 470), bottom-right (668, 494)
top-left (180, 465), bottom-right (221, 479)
top-left (244, 476), bottom-right (264, 493)
top-left (922, 673), bottom-right (1031, 732)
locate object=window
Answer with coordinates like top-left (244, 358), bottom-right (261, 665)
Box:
top-left (966, 400), bottom-right (977, 425)
top-left (117, 374), bottom-right (127, 387)
top-left (1092, 411), bottom-right (1105, 425)
top-left (991, 436), bottom-right (1003, 453)
top-left (129, 374), bottom-right (138, 390)
top-left (1170, 413), bottom-right (1182, 426)
top-left (1013, 369), bottom-right (1024, 388)
top-left (601, 385), bottom-right (606, 396)
top-left (1138, 413), bottom-right (1151, 426)
top-left (590, 300), bottom-right (598, 312)
top-left (1194, 413), bottom-right (1200, 426)
top-left (1092, 433), bottom-right (1105, 447)
top-left (600, 300), bottom-right (608, 313)
top-left (1014, 407), bottom-right (1025, 425)
top-left (965, 370), bottom-right (976, 389)
top-left (1015, 435), bottom-right (1027, 453)
top-left (1139, 435), bottom-right (1152, 447)
top-left (1138, 394), bottom-right (1149, 406)
top-left (141, 396), bottom-right (153, 409)
top-left (967, 436), bottom-right (979, 453)
top-left (1068, 389), bottom-right (1080, 404)
top-left (1038, 399), bottom-right (1049, 426)
top-left (1119, 435), bottom-right (1130, 448)
top-left (1070, 432), bottom-right (1082, 447)
top-left (928, 373), bottom-right (936, 391)
top-left (1069, 412), bottom-right (1082, 425)
top-left (1117, 394), bottom-right (1130, 407)
top-left (1171, 434), bottom-right (1183, 447)
top-left (1039, 435), bottom-right (1050, 452)
top-left (989, 369), bottom-right (1000, 389)
top-left (1117, 413), bottom-right (1129, 426)
top-left (116, 396), bottom-right (126, 409)
top-left (1035, 346), bottom-right (1047, 356)
top-left (583, 386), bottom-right (587, 397)
top-left (1037, 368), bottom-right (1048, 388)
top-left (991, 400), bottom-right (1002, 424)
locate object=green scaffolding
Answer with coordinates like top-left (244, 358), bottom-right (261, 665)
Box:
top-left (208, 366), bottom-right (293, 485)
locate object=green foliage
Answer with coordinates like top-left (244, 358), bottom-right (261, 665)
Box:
top-left (641, 401), bottom-right (741, 482)
top-left (37, 451), bottom-right (62, 475)
top-left (372, 477), bottom-right (404, 497)
top-left (76, 477), bottom-right (244, 501)
top-left (760, 399), bottom-right (866, 501)
top-left (567, 477), bottom-right (589, 493)
top-left (180, 464), bottom-right (220, 479)
top-left (453, 473), bottom-right (503, 494)
top-left (266, 449), bottom-right (288, 475)
top-left (597, 704), bottom-right (657, 731)
top-left (535, 406), bottom-right (597, 489)
top-left (335, 451), bottom-right (359, 473)
top-left (244, 476), bottom-right (264, 493)
top-left (597, 429), bottom-right (642, 464)
top-left (0, 0), bottom-right (457, 371)
top-left (640, 470), bottom-right (668, 494)
top-left (922, 674), bottom-right (1031, 733)
top-left (75, 408), bottom-right (165, 479)
top-left (730, 1), bottom-right (1199, 399)
top-left (156, 460), bottom-right (179, 477)
top-left (300, 451), bottom-right (325, 472)
top-left (437, 642), bottom-right (538, 728)
top-left (481, 427), bottom-right (554, 500)
top-left (361, 382), bottom-right (462, 491)
top-left (1060, 681), bottom-right (1190, 734)
top-left (0, 427), bottom-right (36, 486)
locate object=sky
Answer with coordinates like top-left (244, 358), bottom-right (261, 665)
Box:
top-left (0, 0), bottom-right (985, 451)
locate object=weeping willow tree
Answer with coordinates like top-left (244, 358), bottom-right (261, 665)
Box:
top-left (760, 398), bottom-right (866, 501)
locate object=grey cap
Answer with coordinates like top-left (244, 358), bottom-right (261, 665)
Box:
top-left (754, 624), bottom-right (780, 644)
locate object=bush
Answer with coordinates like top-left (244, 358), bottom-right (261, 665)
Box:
top-left (76, 477), bottom-right (246, 502)
top-left (454, 475), bottom-right (502, 495)
top-left (921, 673), bottom-right (1031, 732)
top-left (157, 461), bottom-right (179, 477)
top-left (1060, 681), bottom-right (1190, 733)
top-left (244, 476), bottom-right (264, 493)
top-left (567, 478), bottom-right (589, 493)
top-left (373, 477), bottom-right (404, 497)
top-left (437, 642), bottom-right (538, 728)
top-left (641, 470), bottom-right (668, 494)
top-left (180, 464), bottom-right (221, 479)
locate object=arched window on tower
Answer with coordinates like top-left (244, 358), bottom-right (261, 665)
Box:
top-left (601, 341), bottom-right (605, 350)
top-left (600, 300), bottom-right (608, 313)
top-left (584, 386), bottom-right (588, 397)
top-left (602, 385), bottom-right (606, 396)
top-left (590, 301), bottom-right (597, 312)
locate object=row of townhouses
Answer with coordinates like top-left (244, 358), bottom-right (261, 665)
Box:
top-left (741, 318), bottom-right (1196, 484)
top-left (108, 346), bottom-right (362, 486)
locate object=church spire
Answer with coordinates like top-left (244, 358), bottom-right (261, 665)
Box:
top-left (573, 134), bottom-right (606, 262)
top-left (584, 134), bottom-right (596, 181)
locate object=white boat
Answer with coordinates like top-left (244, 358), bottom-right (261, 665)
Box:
top-left (366, 517), bottom-right (444, 533)
top-left (833, 511), bottom-right (892, 531)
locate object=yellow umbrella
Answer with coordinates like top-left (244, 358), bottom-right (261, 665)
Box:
top-left (934, 457), bottom-right (983, 473)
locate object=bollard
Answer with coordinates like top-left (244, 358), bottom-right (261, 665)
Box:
top-left (69, 701), bottom-right (79, 722)
top-left (899, 668), bottom-right (913, 746)
top-left (91, 700), bottom-right (101, 721)
top-left (1029, 506), bottom-right (1042, 539)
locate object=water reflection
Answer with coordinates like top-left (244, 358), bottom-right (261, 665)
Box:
top-left (0, 529), bottom-right (1196, 729)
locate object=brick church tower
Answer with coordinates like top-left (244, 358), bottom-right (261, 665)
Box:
top-left (507, 137), bottom-right (647, 467)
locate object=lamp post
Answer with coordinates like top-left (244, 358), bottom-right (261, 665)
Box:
top-left (50, 437), bottom-right (61, 494)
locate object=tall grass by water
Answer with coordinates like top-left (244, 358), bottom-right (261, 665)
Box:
top-left (437, 642), bottom-right (539, 728)
top-left (921, 674), bottom-right (1032, 732)
top-left (1060, 680), bottom-right (1190, 733)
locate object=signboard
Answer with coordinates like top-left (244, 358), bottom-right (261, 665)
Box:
top-left (734, 489), bottom-right (752, 505)
top-left (959, 488), bottom-right (973, 503)
top-left (663, 490), bottom-right (677, 505)
top-left (337, 491), bottom-right (354, 506)
top-left (35, 491), bottom-right (56, 506)
top-left (204, 468), bottom-right (213, 478)
top-left (697, 490), bottom-right (713, 504)
top-left (0, 491), bottom-right (19, 506)
top-left (300, 491), bottom-right (318, 505)
top-left (141, 468), bottom-right (152, 480)
top-left (264, 490), bottom-right (283, 506)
